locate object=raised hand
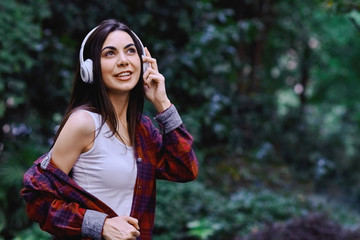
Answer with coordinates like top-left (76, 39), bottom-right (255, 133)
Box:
top-left (142, 47), bottom-right (171, 112)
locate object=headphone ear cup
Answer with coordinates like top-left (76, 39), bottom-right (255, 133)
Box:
top-left (143, 59), bottom-right (149, 72)
top-left (80, 59), bottom-right (93, 83)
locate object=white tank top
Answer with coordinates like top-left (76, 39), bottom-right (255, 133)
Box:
top-left (72, 110), bottom-right (137, 216)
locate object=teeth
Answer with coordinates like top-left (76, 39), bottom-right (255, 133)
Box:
top-left (118, 72), bottom-right (130, 77)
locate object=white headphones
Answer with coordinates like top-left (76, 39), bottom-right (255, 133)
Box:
top-left (79, 26), bottom-right (148, 84)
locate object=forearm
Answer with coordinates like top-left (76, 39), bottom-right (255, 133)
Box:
top-left (21, 159), bottom-right (108, 240)
top-left (24, 194), bottom-right (107, 239)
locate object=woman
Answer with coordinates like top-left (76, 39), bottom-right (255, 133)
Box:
top-left (21, 19), bottom-right (198, 240)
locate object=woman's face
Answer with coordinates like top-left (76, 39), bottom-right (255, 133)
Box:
top-left (100, 30), bottom-right (141, 96)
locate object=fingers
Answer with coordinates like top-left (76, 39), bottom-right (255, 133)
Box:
top-left (143, 67), bottom-right (165, 89)
top-left (123, 216), bottom-right (140, 238)
top-left (143, 47), bottom-right (158, 72)
top-left (144, 47), bottom-right (151, 58)
top-left (125, 216), bottom-right (140, 230)
top-left (102, 216), bottom-right (140, 240)
top-left (141, 47), bottom-right (168, 107)
top-left (131, 229), bottom-right (141, 238)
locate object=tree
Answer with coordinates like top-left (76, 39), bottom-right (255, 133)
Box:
top-left (2, 0), bottom-right (360, 239)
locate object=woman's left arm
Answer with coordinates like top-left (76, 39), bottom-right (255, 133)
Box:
top-left (142, 48), bottom-right (198, 182)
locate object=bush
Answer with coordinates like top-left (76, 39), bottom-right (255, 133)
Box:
top-left (242, 213), bottom-right (360, 240)
top-left (155, 181), bottom-right (311, 240)
top-left (12, 224), bottom-right (51, 240)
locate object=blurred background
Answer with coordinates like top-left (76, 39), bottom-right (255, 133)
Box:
top-left (1, 0), bottom-right (360, 239)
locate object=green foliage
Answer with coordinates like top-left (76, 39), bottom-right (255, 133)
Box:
top-left (261, 0), bottom-right (360, 199)
top-left (155, 180), bottom-right (360, 240)
top-left (12, 224), bottom-right (51, 240)
top-left (155, 181), bottom-right (311, 239)
top-left (0, 0), bottom-right (50, 117)
top-left (0, 138), bottom-right (48, 238)
top-left (242, 213), bottom-right (360, 240)
top-left (0, 2), bottom-right (51, 238)
top-left (2, 0), bottom-right (360, 239)
top-left (156, 181), bottom-right (360, 240)
top-left (321, 0), bottom-right (360, 13)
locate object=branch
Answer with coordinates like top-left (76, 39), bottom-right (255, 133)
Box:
top-left (350, 16), bottom-right (360, 33)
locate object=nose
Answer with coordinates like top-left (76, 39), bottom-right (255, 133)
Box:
top-left (117, 52), bottom-right (129, 67)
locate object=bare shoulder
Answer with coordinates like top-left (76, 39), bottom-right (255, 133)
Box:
top-left (64, 110), bottom-right (95, 135)
top-left (51, 110), bottom-right (95, 174)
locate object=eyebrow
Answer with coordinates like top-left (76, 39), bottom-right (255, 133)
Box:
top-left (101, 43), bottom-right (135, 52)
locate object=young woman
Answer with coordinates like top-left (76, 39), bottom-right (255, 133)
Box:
top-left (21, 19), bottom-right (198, 240)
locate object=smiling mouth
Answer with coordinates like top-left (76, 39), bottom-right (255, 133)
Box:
top-left (114, 71), bottom-right (132, 80)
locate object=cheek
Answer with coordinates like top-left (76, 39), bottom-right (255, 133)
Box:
top-left (133, 56), bottom-right (141, 69)
top-left (100, 60), bottom-right (113, 73)
top-left (132, 56), bottom-right (141, 75)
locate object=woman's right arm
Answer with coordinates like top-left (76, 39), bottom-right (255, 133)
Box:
top-left (21, 111), bottom-right (104, 238)
top-left (22, 157), bottom-right (140, 240)
top-left (22, 111), bottom-right (140, 239)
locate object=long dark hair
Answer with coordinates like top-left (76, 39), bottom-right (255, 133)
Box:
top-left (53, 19), bottom-right (145, 146)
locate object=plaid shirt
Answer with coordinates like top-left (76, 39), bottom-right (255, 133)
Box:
top-left (21, 105), bottom-right (198, 240)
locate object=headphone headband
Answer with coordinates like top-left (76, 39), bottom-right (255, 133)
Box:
top-left (79, 26), bottom-right (98, 68)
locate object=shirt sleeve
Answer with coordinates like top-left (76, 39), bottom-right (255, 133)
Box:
top-left (82, 210), bottom-right (108, 240)
top-left (151, 105), bottom-right (199, 182)
top-left (153, 104), bottom-right (182, 134)
top-left (21, 159), bottom-right (107, 239)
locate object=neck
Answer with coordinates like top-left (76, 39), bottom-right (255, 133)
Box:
top-left (108, 92), bottom-right (129, 123)
top-left (108, 92), bottom-right (133, 146)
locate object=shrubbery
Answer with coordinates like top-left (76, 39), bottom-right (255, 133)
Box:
top-left (155, 181), bottom-right (312, 239)
top-left (2, 0), bottom-right (360, 239)
top-left (243, 213), bottom-right (360, 240)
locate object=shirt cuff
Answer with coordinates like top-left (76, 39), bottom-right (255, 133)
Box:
top-left (82, 210), bottom-right (108, 240)
top-left (154, 104), bottom-right (183, 134)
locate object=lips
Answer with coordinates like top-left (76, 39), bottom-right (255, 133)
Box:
top-left (114, 71), bottom-right (132, 80)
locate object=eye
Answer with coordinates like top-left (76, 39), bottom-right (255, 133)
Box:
top-left (127, 47), bottom-right (137, 54)
top-left (104, 50), bottom-right (116, 57)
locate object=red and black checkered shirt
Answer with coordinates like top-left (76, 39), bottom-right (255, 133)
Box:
top-left (21, 112), bottom-right (198, 240)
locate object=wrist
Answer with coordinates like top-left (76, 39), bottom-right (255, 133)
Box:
top-left (154, 99), bottom-right (171, 113)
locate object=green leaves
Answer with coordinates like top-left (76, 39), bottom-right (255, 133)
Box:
top-left (1, 0), bottom-right (360, 239)
top-left (0, 0), bottom-right (50, 122)
top-left (0, 0), bottom-right (50, 73)
top-left (13, 224), bottom-right (51, 240)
